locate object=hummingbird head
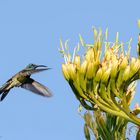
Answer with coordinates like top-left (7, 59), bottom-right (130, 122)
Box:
top-left (25, 63), bottom-right (50, 71)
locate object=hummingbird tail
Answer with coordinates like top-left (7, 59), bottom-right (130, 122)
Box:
top-left (0, 82), bottom-right (11, 101)
top-left (0, 90), bottom-right (10, 101)
top-left (0, 82), bottom-right (10, 94)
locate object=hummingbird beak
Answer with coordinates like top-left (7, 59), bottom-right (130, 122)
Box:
top-left (35, 65), bottom-right (51, 71)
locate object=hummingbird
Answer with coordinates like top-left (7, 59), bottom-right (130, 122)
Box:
top-left (0, 63), bottom-right (52, 101)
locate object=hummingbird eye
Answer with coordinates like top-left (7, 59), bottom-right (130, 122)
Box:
top-left (29, 64), bottom-right (33, 68)
top-left (26, 64), bottom-right (36, 69)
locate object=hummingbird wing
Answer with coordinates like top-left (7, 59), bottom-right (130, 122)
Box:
top-left (21, 78), bottom-right (52, 97)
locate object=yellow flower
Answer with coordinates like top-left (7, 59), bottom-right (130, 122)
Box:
top-left (86, 62), bottom-right (95, 79)
top-left (67, 63), bottom-right (77, 80)
top-left (122, 65), bottom-right (130, 81)
top-left (101, 67), bottom-right (111, 83)
top-left (62, 64), bottom-right (70, 80)
top-left (95, 68), bottom-right (102, 82)
top-left (130, 58), bottom-right (140, 77)
top-left (80, 60), bottom-right (88, 74)
top-left (119, 56), bottom-right (128, 70)
top-left (74, 55), bottom-right (81, 68)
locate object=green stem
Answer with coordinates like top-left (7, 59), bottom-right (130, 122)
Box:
top-left (89, 91), bottom-right (140, 125)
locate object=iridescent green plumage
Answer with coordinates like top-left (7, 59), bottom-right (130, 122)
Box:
top-left (0, 64), bottom-right (52, 101)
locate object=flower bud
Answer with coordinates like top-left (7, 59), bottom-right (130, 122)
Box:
top-left (130, 57), bottom-right (136, 70)
top-left (84, 48), bottom-right (94, 62)
top-left (138, 20), bottom-right (140, 28)
top-left (80, 60), bottom-right (88, 74)
top-left (67, 63), bottom-right (77, 80)
top-left (133, 103), bottom-right (140, 115)
top-left (74, 55), bottom-right (81, 68)
top-left (86, 62), bottom-right (94, 79)
top-left (122, 65), bottom-right (130, 81)
top-left (126, 90), bottom-right (135, 105)
top-left (130, 58), bottom-right (140, 77)
top-left (137, 34), bottom-right (140, 59)
top-left (111, 59), bottom-right (119, 78)
top-left (84, 124), bottom-right (90, 140)
top-left (84, 112), bottom-right (92, 125)
top-left (104, 49), bottom-right (111, 61)
top-left (119, 56), bottom-right (128, 70)
top-left (62, 64), bottom-right (70, 80)
top-left (95, 68), bottom-right (102, 82)
top-left (101, 67), bottom-right (111, 83)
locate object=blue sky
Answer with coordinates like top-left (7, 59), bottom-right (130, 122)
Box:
top-left (0, 0), bottom-right (140, 140)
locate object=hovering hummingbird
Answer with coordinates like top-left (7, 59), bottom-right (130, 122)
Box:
top-left (0, 64), bottom-right (52, 101)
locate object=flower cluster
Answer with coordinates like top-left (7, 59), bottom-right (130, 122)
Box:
top-left (60, 28), bottom-right (140, 126)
